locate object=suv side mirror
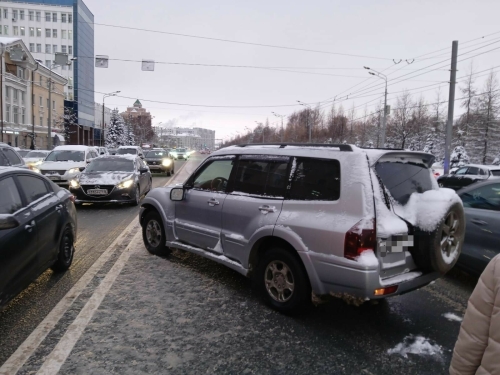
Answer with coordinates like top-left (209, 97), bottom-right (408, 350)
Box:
top-left (86, 158), bottom-right (94, 164)
top-left (0, 215), bottom-right (20, 230)
top-left (170, 187), bottom-right (185, 201)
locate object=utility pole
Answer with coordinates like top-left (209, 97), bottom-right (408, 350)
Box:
top-left (297, 101), bottom-right (313, 143)
top-left (364, 67), bottom-right (388, 146)
top-left (444, 41), bottom-right (458, 175)
top-left (272, 112), bottom-right (286, 142)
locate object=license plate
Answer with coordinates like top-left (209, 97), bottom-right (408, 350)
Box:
top-left (87, 189), bottom-right (107, 195)
top-left (48, 176), bottom-right (60, 180)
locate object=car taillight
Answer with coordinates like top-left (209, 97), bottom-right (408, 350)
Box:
top-left (344, 218), bottom-right (377, 260)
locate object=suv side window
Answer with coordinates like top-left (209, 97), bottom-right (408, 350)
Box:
top-left (466, 167), bottom-right (479, 175)
top-left (0, 151), bottom-right (9, 166)
top-left (3, 149), bottom-right (22, 165)
top-left (17, 175), bottom-right (50, 204)
top-left (233, 156), bottom-right (289, 197)
top-left (0, 176), bottom-right (23, 214)
top-left (461, 183), bottom-right (500, 211)
top-left (455, 167), bottom-right (468, 175)
top-left (289, 157), bottom-right (341, 201)
top-left (192, 159), bottom-right (235, 192)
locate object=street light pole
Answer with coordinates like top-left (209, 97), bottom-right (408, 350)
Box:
top-left (255, 121), bottom-right (264, 143)
top-left (272, 112), bottom-right (286, 142)
top-left (102, 91), bottom-right (120, 147)
top-left (365, 67), bottom-right (388, 147)
top-left (297, 101), bottom-right (312, 143)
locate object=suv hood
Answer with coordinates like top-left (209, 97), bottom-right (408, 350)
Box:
top-left (79, 172), bottom-right (134, 185)
top-left (39, 160), bottom-right (86, 170)
top-left (24, 157), bottom-right (45, 163)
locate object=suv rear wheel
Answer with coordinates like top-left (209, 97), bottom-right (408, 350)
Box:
top-left (256, 248), bottom-right (310, 313)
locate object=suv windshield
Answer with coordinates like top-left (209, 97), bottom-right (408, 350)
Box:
top-left (26, 151), bottom-right (48, 158)
top-left (177, 148), bottom-right (186, 153)
top-left (116, 148), bottom-right (137, 155)
top-left (145, 151), bottom-right (168, 158)
top-left (375, 162), bottom-right (434, 205)
top-left (45, 150), bottom-right (85, 162)
top-left (86, 159), bottom-right (135, 172)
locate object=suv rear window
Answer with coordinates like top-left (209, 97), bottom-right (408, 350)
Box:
top-left (289, 158), bottom-right (340, 201)
top-left (375, 162), bottom-right (434, 205)
top-left (491, 170), bottom-right (500, 177)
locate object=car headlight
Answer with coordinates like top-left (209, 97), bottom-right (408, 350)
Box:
top-left (162, 158), bottom-right (172, 167)
top-left (33, 160), bottom-right (43, 166)
top-left (70, 179), bottom-right (80, 188)
top-left (32, 167), bottom-right (41, 174)
top-left (68, 167), bottom-right (80, 175)
top-left (118, 179), bottom-right (134, 189)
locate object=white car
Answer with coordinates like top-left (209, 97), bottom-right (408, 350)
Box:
top-left (36, 145), bottom-right (99, 186)
top-left (23, 150), bottom-right (50, 168)
top-left (116, 145), bottom-right (145, 159)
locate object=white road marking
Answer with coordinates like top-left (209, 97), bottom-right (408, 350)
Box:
top-left (36, 231), bottom-right (142, 375)
top-left (0, 218), bottom-right (140, 375)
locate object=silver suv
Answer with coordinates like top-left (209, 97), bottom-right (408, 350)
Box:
top-left (139, 144), bottom-right (465, 313)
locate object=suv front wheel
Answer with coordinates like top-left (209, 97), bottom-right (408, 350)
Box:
top-left (256, 247), bottom-right (310, 313)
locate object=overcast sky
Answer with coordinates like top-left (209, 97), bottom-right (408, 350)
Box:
top-left (85, 0), bottom-right (500, 142)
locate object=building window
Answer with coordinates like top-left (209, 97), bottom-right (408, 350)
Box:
top-left (29, 43), bottom-right (34, 52)
top-left (45, 44), bottom-right (51, 53)
top-left (45, 12), bottom-right (50, 22)
top-left (22, 108), bottom-right (25, 124)
top-left (53, 101), bottom-right (55, 110)
top-left (13, 89), bottom-right (18, 101)
top-left (68, 14), bottom-right (72, 23)
top-left (36, 44), bottom-right (41, 53)
top-left (29, 27), bottom-right (34, 37)
top-left (40, 117), bottom-right (43, 126)
top-left (36, 28), bottom-right (41, 37)
top-left (3, 9), bottom-right (8, 19)
top-left (20, 10), bottom-right (24, 20)
top-left (52, 29), bottom-right (57, 38)
top-left (45, 28), bottom-right (50, 37)
top-left (36, 11), bottom-right (41, 22)
top-left (45, 60), bottom-right (51, 67)
top-left (6, 105), bottom-right (11, 122)
top-left (61, 30), bottom-right (66, 39)
top-left (68, 30), bottom-right (72, 40)
top-left (0, 26), bottom-right (2, 36)
top-left (13, 107), bottom-right (19, 124)
top-left (21, 91), bottom-right (25, 104)
top-left (39, 96), bottom-right (42, 106)
top-left (29, 11), bottom-right (34, 21)
top-left (68, 45), bottom-right (72, 54)
top-left (20, 26), bottom-right (25, 36)
top-left (13, 10), bottom-right (18, 20)
top-left (4, 25), bottom-right (8, 35)
top-left (5, 86), bottom-right (9, 99)
top-left (47, 99), bottom-right (50, 108)
top-left (61, 45), bottom-right (67, 53)
top-left (61, 14), bottom-right (67, 23)
top-left (69, 77), bottom-right (73, 86)
top-left (13, 26), bottom-right (18, 36)
top-left (52, 45), bottom-right (57, 53)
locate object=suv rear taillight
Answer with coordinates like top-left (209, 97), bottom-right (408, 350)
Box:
top-left (344, 219), bottom-right (377, 260)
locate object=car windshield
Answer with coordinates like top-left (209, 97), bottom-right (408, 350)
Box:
top-left (17, 150), bottom-right (30, 157)
top-left (116, 148), bottom-right (137, 155)
top-left (145, 151), bottom-right (168, 157)
top-left (375, 161), bottom-right (434, 205)
top-left (26, 151), bottom-right (48, 158)
top-left (491, 170), bottom-right (500, 176)
top-left (86, 159), bottom-right (135, 172)
top-left (177, 148), bottom-right (186, 152)
top-left (45, 150), bottom-right (85, 162)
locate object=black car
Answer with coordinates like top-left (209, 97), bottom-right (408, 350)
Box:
top-left (69, 155), bottom-right (152, 206)
top-left (0, 143), bottom-right (26, 168)
top-left (0, 167), bottom-right (77, 309)
top-left (144, 150), bottom-right (174, 175)
top-left (437, 164), bottom-right (500, 190)
top-left (455, 180), bottom-right (500, 276)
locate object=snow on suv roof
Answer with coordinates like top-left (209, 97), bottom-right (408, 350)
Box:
top-left (53, 145), bottom-right (96, 151)
top-left (118, 146), bottom-right (141, 149)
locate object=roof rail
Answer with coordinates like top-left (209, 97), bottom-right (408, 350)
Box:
top-left (359, 147), bottom-right (405, 151)
top-left (235, 143), bottom-right (353, 151)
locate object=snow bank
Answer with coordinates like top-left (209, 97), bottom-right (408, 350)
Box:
top-left (443, 312), bottom-right (463, 322)
top-left (387, 335), bottom-right (443, 359)
top-left (393, 188), bottom-right (462, 233)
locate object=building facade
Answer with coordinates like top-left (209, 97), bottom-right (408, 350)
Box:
top-left (156, 124), bottom-right (215, 150)
top-left (121, 100), bottom-right (154, 145)
top-left (0, 0), bottom-right (95, 142)
top-left (94, 101), bottom-right (110, 147)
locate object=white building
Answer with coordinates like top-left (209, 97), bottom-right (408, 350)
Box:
top-left (156, 124), bottom-right (215, 150)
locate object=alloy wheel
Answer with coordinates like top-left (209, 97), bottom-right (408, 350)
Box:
top-left (264, 260), bottom-right (295, 302)
top-left (146, 219), bottom-right (162, 248)
top-left (440, 211), bottom-right (460, 259)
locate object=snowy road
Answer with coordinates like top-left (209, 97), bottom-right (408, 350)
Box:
top-left (0, 154), bottom-right (478, 374)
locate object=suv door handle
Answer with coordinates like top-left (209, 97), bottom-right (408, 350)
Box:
top-left (471, 219), bottom-right (488, 226)
top-left (25, 220), bottom-right (36, 232)
top-left (207, 198), bottom-right (220, 206)
top-left (258, 205), bottom-right (276, 214)
top-left (55, 204), bottom-right (64, 212)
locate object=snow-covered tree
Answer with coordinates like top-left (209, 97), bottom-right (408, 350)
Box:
top-left (493, 152), bottom-right (500, 165)
top-left (105, 109), bottom-right (127, 148)
top-left (450, 146), bottom-right (471, 168)
top-left (55, 107), bottom-right (78, 143)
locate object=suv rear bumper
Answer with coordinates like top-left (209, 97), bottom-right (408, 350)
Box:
top-left (299, 252), bottom-right (439, 300)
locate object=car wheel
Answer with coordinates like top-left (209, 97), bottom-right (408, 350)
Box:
top-left (255, 247), bottom-right (310, 314)
top-left (131, 184), bottom-right (140, 206)
top-left (171, 169), bottom-right (174, 175)
top-left (411, 202), bottom-right (465, 274)
top-left (166, 170), bottom-right (171, 176)
top-left (142, 211), bottom-right (170, 255)
top-left (51, 226), bottom-right (75, 272)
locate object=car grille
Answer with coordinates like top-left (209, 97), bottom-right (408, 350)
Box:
top-left (147, 161), bottom-right (159, 165)
top-left (81, 185), bottom-right (116, 196)
top-left (41, 170), bottom-right (67, 176)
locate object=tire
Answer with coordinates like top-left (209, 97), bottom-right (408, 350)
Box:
top-left (142, 211), bottom-right (170, 255)
top-left (167, 170), bottom-right (171, 176)
top-left (171, 169), bottom-right (174, 175)
top-left (255, 247), bottom-right (310, 314)
top-left (51, 226), bottom-right (75, 272)
top-left (131, 184), bottom-right (140, 206)
top-left (410, 202), bottom-right (465, 274)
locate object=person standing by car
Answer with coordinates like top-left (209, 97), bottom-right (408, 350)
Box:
top-left (449, 254), bottom-right (500, 374)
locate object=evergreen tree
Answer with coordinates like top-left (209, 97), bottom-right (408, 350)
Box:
top-left (105, 109), bottom-right (127, 148)
top-left (450, 146), bottom-right (471, 168)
